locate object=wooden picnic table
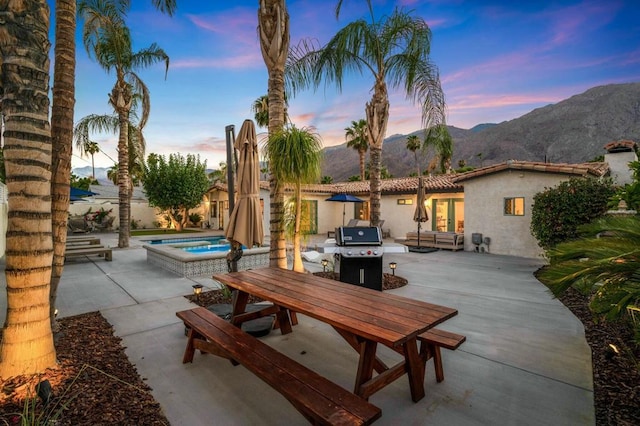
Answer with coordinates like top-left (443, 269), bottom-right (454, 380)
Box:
top-left (212, 267), bottom-right (458, 402)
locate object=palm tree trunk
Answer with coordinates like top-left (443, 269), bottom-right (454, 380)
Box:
top-left (259, 0), bottom-right (290, 269)
top-left (359, 150), bottom-right (366, 181)
top-left (50, 0), bottom-right (76, 330)
top-left (0, 0), bottom-right (57, 377)
top-left (117, 112), bottom-right (131, 247)
top-left (365, 79), bottom-right (389, 227)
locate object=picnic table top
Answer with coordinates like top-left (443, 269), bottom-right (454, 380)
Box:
top-left (212, 267), bottom-right (457, 348)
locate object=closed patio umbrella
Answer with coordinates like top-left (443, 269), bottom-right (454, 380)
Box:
top-left (412, 177), bottom-right (429, 249)
top-left (225, 119), bottom-right (264, 271)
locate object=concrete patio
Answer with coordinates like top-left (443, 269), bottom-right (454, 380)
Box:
top-left (0, 233), bottom-right (594, 425)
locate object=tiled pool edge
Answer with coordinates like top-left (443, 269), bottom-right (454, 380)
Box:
top-left (144, 244), bottom-right (270, 277)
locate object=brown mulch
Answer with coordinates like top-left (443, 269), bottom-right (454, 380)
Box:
top-left (555, 287), bottom-right (640, 425)
top-left (1, 273), bottom-right (638, 425)
top-left (0, 312), bottom-right (169, 425)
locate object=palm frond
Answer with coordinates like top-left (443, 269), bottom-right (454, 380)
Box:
top-left (73, 113), bottom-right (120, 155)
top-left (130, 43), bottom-right (170, 79)
top-left (126, 72), bottom-right (151, 129)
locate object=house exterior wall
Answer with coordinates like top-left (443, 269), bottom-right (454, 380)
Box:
top-left (304, 194), bottom-right (340, 235)
top-left (382, 191), bottom-right (464, 239)
top-left (461, 170), bottom-right (578, 259)
top-left (605, 151), bottom-right (637, 186)
top-left (204, 188), bottom-right (270, 237)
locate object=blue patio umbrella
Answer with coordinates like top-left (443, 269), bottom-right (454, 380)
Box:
top-left (326, 193), bottom-right (365, 226)
top-left (70, 187), bottom-right (99, 198)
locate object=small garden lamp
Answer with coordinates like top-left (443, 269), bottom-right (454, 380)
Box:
top-left (192, 284), bottom-right (203, 302)
top-left (389, 262), bottom-right (397, 276)
top-left (321, 258), bottom-right (328, 272)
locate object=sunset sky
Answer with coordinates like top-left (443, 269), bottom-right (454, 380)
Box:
top-left (59, 0), bottom-right (640, 170)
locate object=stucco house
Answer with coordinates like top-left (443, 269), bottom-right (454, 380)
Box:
top-left (451, 161), bottom-right (609, 258)
top-left (450, 140), bottom-right (637, 258)
top-left (205, 140), bottom-right (636, 259)
top-left (204, 176), bottom-right (464, 241)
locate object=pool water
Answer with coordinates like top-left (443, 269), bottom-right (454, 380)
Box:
top-left (147, 236), bottom-right (226, 245)
top-left (144, 236), bottom-right (249, 255)
top-left (181, 244), bottom-right (232, 254)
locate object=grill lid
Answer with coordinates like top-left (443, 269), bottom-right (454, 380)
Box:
top-left (336, 226), bottom-right (382, 246)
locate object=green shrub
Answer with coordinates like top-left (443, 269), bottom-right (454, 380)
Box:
top-left (531, 177), bottom-right (614, 250)
top-left (188, 212), bottom-right (202, 226)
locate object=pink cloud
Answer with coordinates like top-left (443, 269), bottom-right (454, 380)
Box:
top-left (544, 1), bottom-right (620, 48)
top-left (172, 52), bottom-right (263, 69)
top-left (186, 9), bottom-right (258, 47)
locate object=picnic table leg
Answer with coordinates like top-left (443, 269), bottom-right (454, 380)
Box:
top-left (230, 290), bottom-right (249, 327)
top-left (403, 338), bottom-right (426, 402)
top-left (275, 306), bottom-right (293, 335)
top-left (182, 327), bottom-right (199, 363)
top-left (333, 327), bottom-right (388, 373)
top-left (354, 340), bottom-right (377, 399)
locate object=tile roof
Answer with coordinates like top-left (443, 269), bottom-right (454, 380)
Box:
top-left (452, 161), bottom-right (609, 183)
top-left (208, 175), bottom-right (462, 195)
top-left (603, 139), bottom-right (637, 153)
top-left (209, 160), bottom-right (611, 195)
top-left (88, 184), bottom-right (148, 200)
top-left (301, 175), bottom-right (462, 195)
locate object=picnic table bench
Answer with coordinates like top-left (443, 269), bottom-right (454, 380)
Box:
top-left (213, 268), bottom-right (459, 403)
top-left (418, 329), bottom-right (466, 382)
top-left (177, 307), bottom-right (382, 425)
top-left (66, 235), bottom-right (101, 245)
top-left (66, 237), bottom-right (101, 246)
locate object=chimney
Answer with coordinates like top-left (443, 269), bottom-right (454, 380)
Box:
top-left (603, 140), bottom-right (638, 186)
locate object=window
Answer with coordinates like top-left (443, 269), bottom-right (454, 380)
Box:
top-left (504, 197), bottom-right (525, 216)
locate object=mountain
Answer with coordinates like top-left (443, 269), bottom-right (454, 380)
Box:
top-left (72, 166), bottom-right (114, 186)
top-left (321, 82), bottom-right (640, 181)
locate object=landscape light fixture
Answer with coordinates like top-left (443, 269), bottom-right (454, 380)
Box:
top-left (192, 284), bottom-right (203, 302)
top-left (321, 258), bottom-right (328, 272)
top-left (389, 262), bottom-right (397, 276)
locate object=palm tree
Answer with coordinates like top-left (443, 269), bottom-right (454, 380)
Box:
top-left (287, 6), bottom-right (446, 226)
top-left (424, 124), bottom-right (453, 174)
top-left (84, 141), bottom-right (101, 179)
top-left (107, 164), bottom-right (119, 186)
top-left (0, 0), bottom-right (57, 377)
top-left (79, 0), bottom-right (169, 248)
top-left (345, 119), bottom-right (368, 181)
top-left (74, 112), bottom-right (147, 185)
top-left (252, 95), bottom-right (269, 128)
top-left (258, 1), bottom-right (290, 269)
top-left (48, 0), bottom-right (176, 333)
top-left (406, 134), bottom-right (422, 176)
top-left (208, 161), bottom-right (227, 185)
top-left (49, 0), bottom-right (77, 332)
top-left (264, 125), bottom-right (322, 272)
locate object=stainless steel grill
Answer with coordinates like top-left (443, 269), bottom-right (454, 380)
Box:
top-left (336, 227), bottom-right (383, 291)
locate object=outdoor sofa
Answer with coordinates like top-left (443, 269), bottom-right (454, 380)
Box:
top-left (395, 231), bottom-right (464, 251)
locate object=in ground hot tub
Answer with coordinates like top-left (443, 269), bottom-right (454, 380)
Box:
top-left (143, 237), bottom-right (269, 277)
